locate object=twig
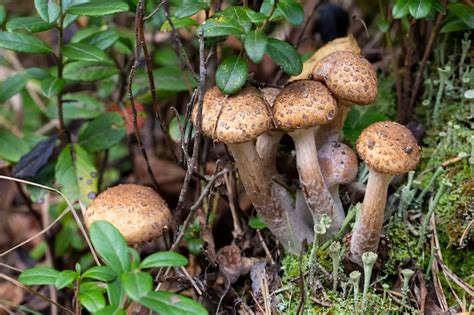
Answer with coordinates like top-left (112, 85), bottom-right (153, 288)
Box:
top-left (144, 0), bottom-right (164, 20)
top-left (256, 230), bottom-right (275, 265)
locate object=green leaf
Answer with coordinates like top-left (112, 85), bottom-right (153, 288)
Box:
top-left (79, 290), bottom-right (105, 313)
top-left (121, 271), bottom-right (153, 301)
top-left (161, 17), bottom-right (198, 31)
top-left (6, 16), bottom-right (55, 33)
top-left (0, 129), bottom-right (30, 163)
top-left (218, 6), bottom-right (252, 33)
top-left (244, 30), bottom-right (267, 63)
top-left (174, 0), bottom-right (209, 18)
top-left (141, 291), bottom-right (208, 315)
top-left (216, 55), bottom-right (248, 95)
top-left (260, 0), bottom-right (283, 21)
top-left (55, 144), bottom-right (98, 205)
top-left (440, 18), bottom-right (471, 33)
top-left (82, 266), bottom-right (117, 282)
top-left (78, 112), bottom-right (126, 152)
top-left (0, 32), bottom-right (53, 54)
top-left (246, 11), bottom-right (267, 25)
top-left (55, 270), bottom-right (77, 290)
top-left (107, 279), bottom-right (125, 306)
top-left (168, 115), bottom-right (195, 143)
top-left (19, 266), bottom-right (60, 286)
top-left (47, 93), bottom-right (104, 120)
top-left (0, 73), bottom-right (29, 103)
top-left (89, 221), bottom-right (131, 274)
top-left (153, 67), bottom-right (197, 92)
top-left (408, 0), bottom-right (432, 19)
top-left (95, 306), bottom-right (126, 315)
top-left (80, 29), bottom-right (120, 50)
top-left (140, 252), bottom-right (188, 269)
top-left (35, 0), bottom-right (60, 23)
top-left (448, 3), bottom-right (474, 29)
top-left (197, 16), bottom-right (245, 37)
top-left (26, 67), bottom-right (50, 80)
top-left (41, 76), bottom-right (65, 97)
top-left (249, 216), bottom-right (267, 230)
top-left (376, 18), bottom-right (390, 33)
top-left (392, 0), bottom-right (410, 19)
top-left (265, 38), bottom-right (302, 76)
top-left (0, 5), bottom-right (6, 24)
top-left (63, 43), bottom-right (109, 62)
top-left (67, 0), bottom-right (129, 16)
top-left (342, 107), bottom-right (388, 145)
top-left (63, 61), bottom-right (118, 81)
top-left (277, 0), bottom-right (304, 26)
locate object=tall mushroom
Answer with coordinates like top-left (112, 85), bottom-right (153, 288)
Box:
top-left (273, 80), bottom-right (342, 236)
top-left (318, 141), bottom-right (358, 225)
top-left (312, 51), bottom-right (378, 146)
top-left (349, 121), bottom-right (420, 265)
top-left (84, 184), bottom-right (172, 245)
top-left (193, 86), bottom-right (312, 253)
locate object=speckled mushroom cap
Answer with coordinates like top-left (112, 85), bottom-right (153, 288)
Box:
top-left (273, 80), bottom-right (337, 130)
top-left (356, 121), bottom-right (420, 175)
top-left (261, 87), bottom-right (281, 107)
top-left (192, 85), bottom-right (272, 144)
top-left (318, 141), bottom-right (358, 187)
top-left (312, 51), bottom-right (378, 105)
top-left (84, 184), bottom-right (172, 245)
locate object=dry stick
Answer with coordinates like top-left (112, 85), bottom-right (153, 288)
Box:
top-left (175, 29), bottom-right (207, 223)
top-left (0, 274), bottom-right (73, 315)
top-left (0, 176), bottom-right (100, 266)
top-left (138, 0), bottom-right (177, 164)
top-left (128, 2), bottom-right (160, 192)
top-left (407, 5), bottom-right (446, 114)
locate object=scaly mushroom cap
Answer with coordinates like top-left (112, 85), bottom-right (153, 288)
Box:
top-left (319, 141), bottom-right (358, 188)
top-left (356, 121), bottom-right (420, 175)
top-left (312, 51), bottom-right (378, 105)
top-left (84, 184), bottom-right (172, 245)
top-left (261, 87), bottom-right (281, 107)
top-left (193, 86), bottom-right (272, 144)
top-left (273, 80), bottom-right (337, 130)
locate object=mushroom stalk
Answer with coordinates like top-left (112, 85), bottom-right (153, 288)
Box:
top-left (349, 170), bottom-right (391, 264)
top-left (328, 185), bottom-right (345, 229)
top-left (227, 141), bottom-right (312, 253)
top-left (256, 131), bottom-right (284, 175)
top-left (289, 128), bottom-right (342, 235)
top-left (316, 102), bottom-right (351, 146)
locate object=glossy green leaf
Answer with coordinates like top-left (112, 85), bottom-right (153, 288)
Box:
top-left (277, 0), bottom-right (304, 26)
top-left (174, 0), bottom-right (209, 18)
top-left (82, 266), bottom-right (116, 282)
top-left (34, 0), bottom-right (60, 23)
top-left (0, 129), bottom-right (30, 163)
top-left (55, 270), bottom-right (77, 290)
top-left (95, 306), bottom-right (126, 315)
top-left (79, 290), bottom-right (105, 313)
top-left (66, 1), bottom-right (129, 16)
top-left (55, 144), bottom-right (98, 205)
top-left (408, 0), bottom-right (432, 19)
top-left (440, 18), bottom-right (471, 33)
top-left (6, 16), bottom-right (55, 33)
top-left (40, 76), bottom-right (65, 97)
top-left (153, 67), bottom-right (197, 91)
top-left (216, 55), bottom-right (248, 95)
top-left (197, 16), bottom-right (245, 37)
top-left (266, 38), bottom-right (302, 76)
top-left (246, 11), bottom-right (267, 25)
top-left (0, 5), bottom-right (5, 24)
top-left (244, 30), bottom-right (267, 63)
top-left (80, 29), bottom-right (120, 50)
top-left (89, 221), bottom-right (131, 275)
top-left (63, 43), bottom-right (109, 62)
top-left (107, 279), bottom-right (125, 306)
top-left (19, 266), bottom-right (60, 286)
top-left (448, 3), bottom-right (474, 29)
top-left (376, 19), bottom-right (390, 33)
top-left (141, 291), bottom-right (208, 315)
top-left (63, 61), bottom-right (118, 81)
top-left (218, 6), bottom-right (252, 33)
top-left (140, 251), bottom-right (188, 269)
top-left (392, 0), bottom-right (410, 19)
top-left (0, 32), bottom-right (53, 54)
top-left (78, 112), bottom-right (125, 152)
top-left (260, 0), bottom-right (283, 20)
top-left (168, 115), bottom-right (195, 143)
top-left (47, 93), bottom-right (104, 120)
top-left (249, 216), bottom-right (267, 230)
top-left (161, 17), bottom-right (198, 31)
top-left (121, 271), bottom-right (153, 301)
top-left (0, 73), bottom-right (29, 103)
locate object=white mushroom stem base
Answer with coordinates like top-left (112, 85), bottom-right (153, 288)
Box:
top-left (227, 141), bottom-right (312, 253)
top-left (290, 128), bottom-right (342, 236)
top-left (349, 169), bottom-right (392, 265)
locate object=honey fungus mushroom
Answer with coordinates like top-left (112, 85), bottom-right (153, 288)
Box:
top-left (349, 121), bottom-right (420, 265)
top-left (193, 85), bottom-right (312, 253)
top-left (84, 184), bottom-right (172, 245)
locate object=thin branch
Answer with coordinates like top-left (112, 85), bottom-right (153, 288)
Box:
top-left (400, 18), bottom-right (416, 122)
top-left (144, 0), bottom-right (164, 20)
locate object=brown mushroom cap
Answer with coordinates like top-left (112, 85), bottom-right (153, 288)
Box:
top-left (319, 141), bottom-right (358, 187)
top-left (84, 184), bottom-right (172, 245)
top-left (261, 87), bottom-right (281, 107)
top-left (312, 51), bottom-right (378, 105)
top-left (356, 121), bottom-right (420, 175)
top-left (192, 86), bottom-right (272, 144)
top-left (273, 80), bottom-right (337, 130)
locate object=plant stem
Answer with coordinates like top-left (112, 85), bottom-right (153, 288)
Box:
top-left (56, 2), bottom-right (70, 144)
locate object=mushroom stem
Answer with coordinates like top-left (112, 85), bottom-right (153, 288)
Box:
top-left (227, 141), bottom-right (312, 253)
top-left (316, 101), bottom-right (351, 146)
top-left (256, 131), bottom-right (284, 175)
top-left (289, 128), bottom-right (342, 235)
top-left (328, 185), bottom-right (345, 228)
top-left (349, 169), bottom-right (392, 265)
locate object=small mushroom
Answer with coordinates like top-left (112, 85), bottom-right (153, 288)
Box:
top-left (273, 80), bottom-right (341, 235)
top-left (84, 184), bottom-right (172, 245)
top-left (349, 121), bottom-right (420, 265)
top-left (193, 86), bottom-right (312, 253)
top-left (216, 244), bottom-right (258, 284)
top-left (312, 51), bottom-right (378, 146)
top-left (318, 141), bottom-right (358, 226)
